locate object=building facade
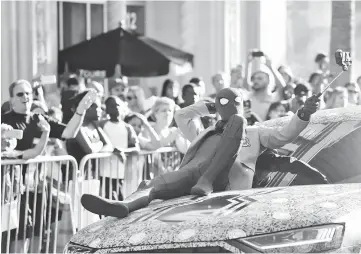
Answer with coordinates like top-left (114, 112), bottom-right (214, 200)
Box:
top-left (2, 0), bottom-right (360, 102)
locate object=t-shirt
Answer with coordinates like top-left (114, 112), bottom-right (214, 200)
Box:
top-left (1, 111), bottom-right (66, 151)
top-left (102, 120), bottom-right (138, 149)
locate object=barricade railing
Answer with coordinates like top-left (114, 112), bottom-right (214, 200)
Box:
top-left (77, 147), bottom-right (182, 229)
top-left (1, 155), bottom-right (78, 254)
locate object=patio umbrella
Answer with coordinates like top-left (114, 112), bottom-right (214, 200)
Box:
top-left (58, 27), bottom-right (194, 77)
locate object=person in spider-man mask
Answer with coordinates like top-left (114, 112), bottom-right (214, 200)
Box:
top-left (81, 88), bottom-right (320, 218)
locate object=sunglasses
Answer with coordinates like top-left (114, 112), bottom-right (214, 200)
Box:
top-left (16, 92), bottom-right (31, 97)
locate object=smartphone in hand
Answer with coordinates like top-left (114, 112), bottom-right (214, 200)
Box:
top-left (243, 99), bottom-right (252, 109)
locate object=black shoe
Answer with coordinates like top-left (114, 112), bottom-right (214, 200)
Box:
top-left (81, 194), bottom-right (129, 218)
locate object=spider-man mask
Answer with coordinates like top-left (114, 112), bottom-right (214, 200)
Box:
top-left (215, 88), bottom-right (244, 121)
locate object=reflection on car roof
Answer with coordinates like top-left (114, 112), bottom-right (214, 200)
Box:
top-left (258, 107), bottom-right (361, 128)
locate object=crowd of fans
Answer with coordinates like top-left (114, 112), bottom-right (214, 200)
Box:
top-left (1, 49), bottom-right (361, 252)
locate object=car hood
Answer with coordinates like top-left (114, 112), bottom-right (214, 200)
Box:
top-left (70, 184), bottom-right (361, 249)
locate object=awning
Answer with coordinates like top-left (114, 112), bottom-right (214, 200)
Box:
top-left (58, 27), bottom-right (194, 77)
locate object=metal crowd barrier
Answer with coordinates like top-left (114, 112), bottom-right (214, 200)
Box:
top-left (1, 155), bottom-right (78, 254)
top-left (0, 148), bottom-right (182, 253)
top-left (77, 147), bottom-right (182, 228)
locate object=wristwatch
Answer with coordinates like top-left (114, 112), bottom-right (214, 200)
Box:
top-left (297, 108), bottom-right (310, 121)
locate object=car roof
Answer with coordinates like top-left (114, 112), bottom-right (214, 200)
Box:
top-left (258, 107), bottom-right (361, 128)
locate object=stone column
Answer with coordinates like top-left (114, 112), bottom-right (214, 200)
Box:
top-left (107, 0), bottom-right (127, 31)
top-left (240, 0), bottom-right (287, 68)
top-left (329, 0), bottom-right (355, 86)
top-left (180, 0), bottom-right (197, 84)
top-left (225, 0), bottom-right (242, 73)
top-left (209, 1), bottom-right (226, 74)
top-left (17, 1), bottom-right (34, 80)
top-left (1, 1), bottom-right (16, 101)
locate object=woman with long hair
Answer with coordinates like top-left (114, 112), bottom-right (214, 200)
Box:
top-left (126, 86), bottom-right (147, 114)
top-left (161, 79), bottom-right (182, 106)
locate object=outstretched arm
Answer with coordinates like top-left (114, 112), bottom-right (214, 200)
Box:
top-left (258, 95), bottom-right (320, 149)
top-left (257, 113), bottom-right (308, 149)
top-left (61, 89), bottom-right (97, 139)
top-left (174, 101), bottom-right (215, 142)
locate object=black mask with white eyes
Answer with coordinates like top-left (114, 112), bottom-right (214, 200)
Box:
top-left (215, 88), bottom-right (244, 121)
top-left (219, 96), bottom-right (242, 106)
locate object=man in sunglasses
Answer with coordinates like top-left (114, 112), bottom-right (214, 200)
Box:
top-left (2, 79), bottom-right (98, 150)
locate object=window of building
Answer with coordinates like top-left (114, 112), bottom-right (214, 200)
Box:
top-left (58, 1), bottom-right (106, 50)
top-left (91, 4), bottom-right (104, 38)
top-left (61, 2), bottom-right (87, 49)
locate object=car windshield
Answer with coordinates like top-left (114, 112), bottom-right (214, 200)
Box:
top-left (308, 126), bottom-right (361, 183)
top-left (261, 119), bottom-right (361, 186)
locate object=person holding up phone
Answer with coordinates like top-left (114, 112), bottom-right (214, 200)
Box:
top-left (244, 49), bottom-right (287, 121)
top-left (243, 98), bottom-right (262, 126)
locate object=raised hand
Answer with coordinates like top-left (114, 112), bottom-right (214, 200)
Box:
top-left (37, 115), bottom-right (51, 133)
top-left (298, 95), bottom-right (320, 121)
top-left (76, 89), bottom-right (98, 114)
top-left (263, 53), bottom-right (272, 67)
